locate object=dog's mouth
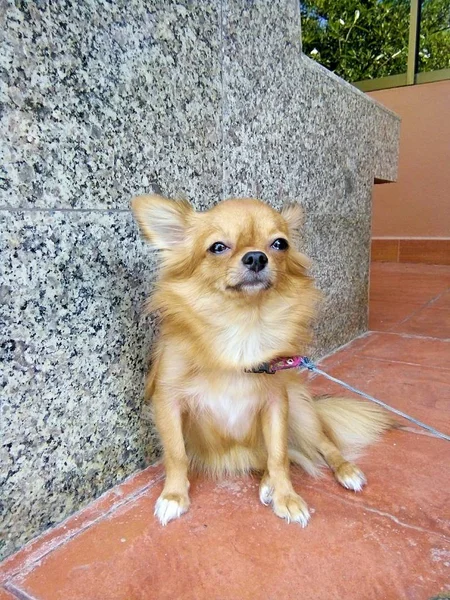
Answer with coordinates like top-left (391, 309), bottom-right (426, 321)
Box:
top-left (226, 275), bottom-right (273, 292)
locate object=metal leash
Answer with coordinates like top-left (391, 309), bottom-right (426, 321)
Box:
top-left (300, 357), bottom-right (450, 442)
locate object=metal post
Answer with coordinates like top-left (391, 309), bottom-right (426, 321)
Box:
top-left (407, 0), bottom-right (421, 85)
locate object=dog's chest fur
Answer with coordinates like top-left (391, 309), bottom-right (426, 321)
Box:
top-left (185, 374), bottom-right (265, 440)
top-left (209, 304), bottom-right (293, 367)
top-left (165, 291), bottom-right (295, 439)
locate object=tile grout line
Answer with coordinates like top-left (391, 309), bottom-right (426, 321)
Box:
top-left (387, 287), bottom-right (450, 332)
top-left (2, 472), bottom-right (165, 585)
top-left (425, 286), bottom-right (450, 309)
top-left (309, 332), bottom-right (375, 381)
top-left (369, 327), bottom-right (450, 341)
top-left (4, 583), bottom-right (39, 600)
top-left (0, 207), bottom-right (131, 213)
top-left (399, 426), bottom-right (445, 438)
top-left (368, 329), bottom-right (450, 342)
top-left (300, 483), bottom-right (450, 543)
top-left (320, 284), bottom-right (450, 379)
top-left (313, 330), bottom-right (450, 383)
top-left (356, 353), bottom-right (450, 371)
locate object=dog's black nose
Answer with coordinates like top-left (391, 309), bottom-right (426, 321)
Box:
top-left (242, 251), bottom-right (268, 273)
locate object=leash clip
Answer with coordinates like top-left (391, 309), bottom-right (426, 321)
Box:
top-left (299, 356), bottom-right (315, 370)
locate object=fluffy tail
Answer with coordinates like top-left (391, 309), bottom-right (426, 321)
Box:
top-left (315, 396), bottom-right (395, 459)
top-left (287, 392), bottom-right (395, 477)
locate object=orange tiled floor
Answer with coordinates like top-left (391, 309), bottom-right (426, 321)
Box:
top-left (1, 262), bottom-right (450, 600)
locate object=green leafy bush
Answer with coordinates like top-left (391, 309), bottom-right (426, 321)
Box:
top-left (300, 0), bottom-right (450, 81)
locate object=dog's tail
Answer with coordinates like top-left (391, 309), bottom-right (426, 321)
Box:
top-left (288, 394), bottom-right (395, 476)
top-left (315, 395), bottom-right (395, 458)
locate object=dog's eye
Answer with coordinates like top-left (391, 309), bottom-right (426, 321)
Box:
top-left (271, 238), bottom-right (289, 251)
top-left (209, 242), bottom-right (229, 254)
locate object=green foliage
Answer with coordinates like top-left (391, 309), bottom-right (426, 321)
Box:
top-left (300, 0), bottom-right (450, 82)
top-left (418, 0), bottom-right (450, 72)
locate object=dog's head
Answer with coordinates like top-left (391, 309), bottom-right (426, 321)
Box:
top-left (132, 195), bottom-right (310, 298)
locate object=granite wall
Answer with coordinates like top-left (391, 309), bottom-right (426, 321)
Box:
top-left (0, 0), bottom-right (400, 559)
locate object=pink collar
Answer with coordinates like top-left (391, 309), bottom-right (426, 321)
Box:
top-left (245, 356), bottom-right (306, 374)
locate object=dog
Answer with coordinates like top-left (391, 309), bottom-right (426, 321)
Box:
top-left (131, 194), bottom-right (393, 527)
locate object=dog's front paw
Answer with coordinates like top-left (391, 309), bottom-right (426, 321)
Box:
top-left (334, 462), bottom-right (367, 492)
top-left (272, 492), bottom-right (310, 527)
top-left (259, 480), bottom-right (274, 506)
top-left (154, 492), bottom-right (190, 526)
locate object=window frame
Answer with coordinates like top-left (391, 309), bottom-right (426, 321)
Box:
top-left (351, 0), bottom-right (450, 92)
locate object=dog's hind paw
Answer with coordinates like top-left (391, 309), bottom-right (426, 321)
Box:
top-left (272, 492), bottom-right (310, 527)
top-left (334, 462), bottom-right (367, 492)
top-left (154, 492), bottom-right (190, 526)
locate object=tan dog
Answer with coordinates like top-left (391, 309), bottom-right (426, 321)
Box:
top-left (132, 195), bottom-right (392, 527)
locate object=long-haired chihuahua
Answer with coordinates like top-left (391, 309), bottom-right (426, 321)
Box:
top-left (132, 195), bottom-right (392, 527)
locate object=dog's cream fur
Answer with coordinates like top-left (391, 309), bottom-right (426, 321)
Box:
top-left (132, 195), bottom-right (393, 527)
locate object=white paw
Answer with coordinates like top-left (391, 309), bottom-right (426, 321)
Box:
top-left (259, 483), bottom-right (274, 506)
top-left (273, 492), bottom-right (311, 528)
top-left (335, 463), bottom-right (367, 492)
top-left (154, 493), bottom-right (190, 526)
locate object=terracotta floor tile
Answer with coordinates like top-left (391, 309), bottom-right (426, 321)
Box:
top-left (0, 465), bottom-right (164, 585)
top-left (10, 474), bottom-right (450, 600)
top-left (297, 429), bottom-right (450, 538)
top-left (369, 263), bottom-right (450, 305)
top-left (398, 239), bottom-right (450, 266)
top-left (369, 282), bottom-right (445, 306)
top-left (371, 262), bottom-right (450, 278)
top-left (432, 290), bottom-right (450, 310)
top-left (306, 330), bottom-right (450, 539)
top-left (309, 355), bottom-right (450, 432)
top-left (369, 262), bottom-right (432, 283)
top-left (369, 300), bottom-right (423, 331)
top-left (316, 333), bottom-right (374, 370)
top-left (394, 306), bottom-right (450, 339)
top-left (371, 239), bottom-right (399, 262)
top-left (358, 332), bottom-right (450, 371)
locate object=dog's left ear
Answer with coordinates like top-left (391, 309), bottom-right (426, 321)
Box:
top-left (131, 194), bottom-right (194, 250)
top-left (281, 202), bottom-right (303, 241)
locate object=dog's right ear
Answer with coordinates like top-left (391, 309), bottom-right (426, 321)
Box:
top-left (281, 202), bottom-right (303, 246)
top-left (131, 194), bottom-right (194, 250)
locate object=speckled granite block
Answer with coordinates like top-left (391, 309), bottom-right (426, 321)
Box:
top-left (0, 0), bottom-right (222, 209)
top-left (304, 212), bottom-right (372, 355)
top-left (0, 210), bottom-right (160, 558)
top-left (221, 0), bottom-right (400, 355)
top-left (0, 0), bottom-right (400, 560)
top-left (297, 58), bottom-right (401, 186)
